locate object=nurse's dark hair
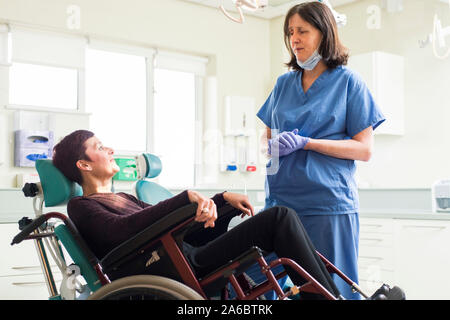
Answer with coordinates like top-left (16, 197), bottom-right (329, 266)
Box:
top-left (283, 1), bottom-right (349, 71)
top-left (52, 130), bottom-right (94, 185)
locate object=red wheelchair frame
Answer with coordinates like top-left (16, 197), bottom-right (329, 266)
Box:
top-left (12, 202), bottom-right (371, 300)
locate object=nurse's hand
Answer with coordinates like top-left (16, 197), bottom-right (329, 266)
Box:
top-left (268, 129), bottom-right (309, 157)
top-left (223, 192), bottom-right (254, 218)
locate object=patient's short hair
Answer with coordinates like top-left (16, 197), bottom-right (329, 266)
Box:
top-left (52, 130), bottom-right (94, 185)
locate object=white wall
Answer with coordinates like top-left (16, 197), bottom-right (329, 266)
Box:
top-left (0, 0), bottom-right (271, 189)
top-left (269, 0), bottom-right (450, 188)
top-left (2, 0), bottom-right (449, 190)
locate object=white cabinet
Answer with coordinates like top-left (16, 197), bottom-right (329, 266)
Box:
top-left (348, 51), bottom-right (404, 135)
top-left (0, 223), bottom-right (61, 300)
top-left (358, 218), bottom-right (395, 293)
top-left (393, 219), bottom-right (450, 300)
top-left (0, 273), bottom-right (62, 300)
top-left (358, 216), bottom-right (450, 300)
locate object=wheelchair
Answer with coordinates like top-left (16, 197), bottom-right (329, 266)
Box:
top-left (11, 154), bottom-right (404, 300)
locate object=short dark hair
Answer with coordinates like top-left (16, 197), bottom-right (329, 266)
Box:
top-left (284, 1), bottom-right (349, 71)
top-left (52, 130), bottom-right (94, 185)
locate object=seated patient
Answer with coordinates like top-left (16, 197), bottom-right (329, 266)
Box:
top-left (52, 130), bottom-right (341, 300)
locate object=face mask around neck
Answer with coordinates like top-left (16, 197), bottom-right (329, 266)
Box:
top-left (296, 49), bottom-right (322, 71)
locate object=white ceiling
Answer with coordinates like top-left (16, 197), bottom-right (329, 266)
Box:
top-left (179, 0), bottom-right (358, 19)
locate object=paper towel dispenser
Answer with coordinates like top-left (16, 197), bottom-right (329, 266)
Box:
top-left (14, 130), bottom-right (54, 167)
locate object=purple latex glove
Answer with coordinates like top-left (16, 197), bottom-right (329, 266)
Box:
top-left (268, 129), bottom-right (310, 157)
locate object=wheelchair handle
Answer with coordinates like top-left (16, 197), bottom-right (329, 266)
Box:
top-left (11, 212), bottom-right (67, 246)
top-left (22, 182), bottom-right (40, 198)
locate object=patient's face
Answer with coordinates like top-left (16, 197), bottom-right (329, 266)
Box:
top-left (83, 136), bottom-right (119, 179)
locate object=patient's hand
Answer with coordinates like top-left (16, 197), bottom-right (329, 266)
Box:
top-left (187, 190), bottom-right (217, 228)
top-left (223, 192), bottom-right (254, 218)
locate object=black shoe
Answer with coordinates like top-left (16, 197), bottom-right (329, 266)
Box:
top-left (386, 286), bottom-right (406, 300)
top-left (369, 284), bottom-right (406, 300)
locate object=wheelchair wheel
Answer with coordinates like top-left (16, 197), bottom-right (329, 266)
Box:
top-left (88, 275), bottom-right (204, 300)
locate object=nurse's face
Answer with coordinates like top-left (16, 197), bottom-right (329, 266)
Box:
top-left (288, 13), bottom-right (323, 63)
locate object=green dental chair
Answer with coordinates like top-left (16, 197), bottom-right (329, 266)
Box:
top-left (134, 153), bottom-right (174, 204)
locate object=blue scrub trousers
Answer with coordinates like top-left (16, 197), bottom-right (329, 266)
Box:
top-left (299, 213), bottom-right (360, 300)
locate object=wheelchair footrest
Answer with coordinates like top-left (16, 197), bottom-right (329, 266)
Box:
top-left (200, 246), bottom-right (264, 281)
top-left (198, 246), bottom-right (264, 297)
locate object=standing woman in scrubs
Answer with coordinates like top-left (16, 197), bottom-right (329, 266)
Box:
top-left (257, 2), bottom-right (385, 299)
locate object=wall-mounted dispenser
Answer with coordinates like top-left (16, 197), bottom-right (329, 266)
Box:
top-left (14, 130), bottom-right (54, 167)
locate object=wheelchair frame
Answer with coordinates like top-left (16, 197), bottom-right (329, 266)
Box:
top-left (11, 192), bottom-right (370, 300)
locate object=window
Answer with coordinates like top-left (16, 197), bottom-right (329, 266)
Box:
top-left (9, 62), bottom-right (78, 110)
top-left (7, 26), bottom-right (85, 112)
top-left (153, 68), bottom-right (197, 188)
top-left (85, 48), bottom-right (147, 152)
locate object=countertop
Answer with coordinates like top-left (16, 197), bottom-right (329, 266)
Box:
top-left (2, 187), bottom-right (450, 223)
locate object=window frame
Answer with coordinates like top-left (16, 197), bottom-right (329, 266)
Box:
top-left (86, 41), bottom-right (206, 187)
top-left (5, 26), bottom-right (87, 114)
top-left (84, 44), bottom-right (151, 154)
top-left (7, 60), bottom-right (85, 114)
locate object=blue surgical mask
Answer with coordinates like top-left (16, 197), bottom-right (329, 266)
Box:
top-left (296, 49), bottom-right (322, 71)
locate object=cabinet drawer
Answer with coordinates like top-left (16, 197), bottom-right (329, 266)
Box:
top-left (0, 273), bottom-right (62, 300)
top-left (0, 224), bottom-right (45, 276)
top-left (359, 246), bottom-right (394, 271)
top-left (360, 233), bottom-right (393, 248)
top-left (0, 224), bottom-right (63, 278)
top-left (358, 270), bottom-right (395, 294)
top-left (360, 218), bottom-right (393, 234)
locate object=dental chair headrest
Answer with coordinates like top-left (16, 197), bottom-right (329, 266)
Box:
top-left (36, 159), bottom-right (82, 207)
top-left (136, 153), bottom-right (163, 179)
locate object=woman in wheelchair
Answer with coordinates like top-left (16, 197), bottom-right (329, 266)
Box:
top-left (52, 130), bottom-right (346, 300)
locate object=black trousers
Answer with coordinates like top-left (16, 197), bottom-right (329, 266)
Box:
top-left (184, 205), bottom-right (340, 298)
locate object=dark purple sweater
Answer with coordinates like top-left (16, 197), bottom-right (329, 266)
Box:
top-left (67, 190), bottom-right (226, 259)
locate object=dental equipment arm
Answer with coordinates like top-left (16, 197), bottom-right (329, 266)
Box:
top-left (219, 0), bottom-right (262, 24)
top-left (219, 3), bottom-right (245, 24)
top-left (419, 14), bottom-right (450, 59)
top-left (318, 0), bottom-right (347, 27)
top-left (433, 14), bottom-right (450, 59)
top-left (219, 0), bottom-right (346, 27)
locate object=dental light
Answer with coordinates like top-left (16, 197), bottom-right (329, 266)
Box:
top-left (219, 0), bottom-right (268, 24)
top-left (219, 0), bottom-right (346, 27)
top-left (318, 0), bottom-right (347, 27)
top-left (419, 14), bottom-right (450, 60)
top-left (432, 14), bottom-right (450, 59)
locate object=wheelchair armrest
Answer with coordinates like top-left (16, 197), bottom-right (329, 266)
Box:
top-left (11, 215), bottom-right (48, 245)
top-left (101, 203), bottom-right (199, 271)
top-left (11, 212), bottom-right (100, 268)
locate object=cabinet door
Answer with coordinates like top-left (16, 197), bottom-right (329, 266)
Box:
top-left (0, 224), bottom-right (44, 276)
top-left (0, 223), bottom-right (63, 299)
top-left (0, 273), bottom-right (62, 300)
top-left (358, 218), bottom-right (395, 293)
top-left (347, 51), bottom-right (404, 135)
top-left (394, 219), bottom-right (450, 299)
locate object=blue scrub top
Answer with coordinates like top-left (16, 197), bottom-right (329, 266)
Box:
top-left (257, 66), bottom-right (385, 216)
